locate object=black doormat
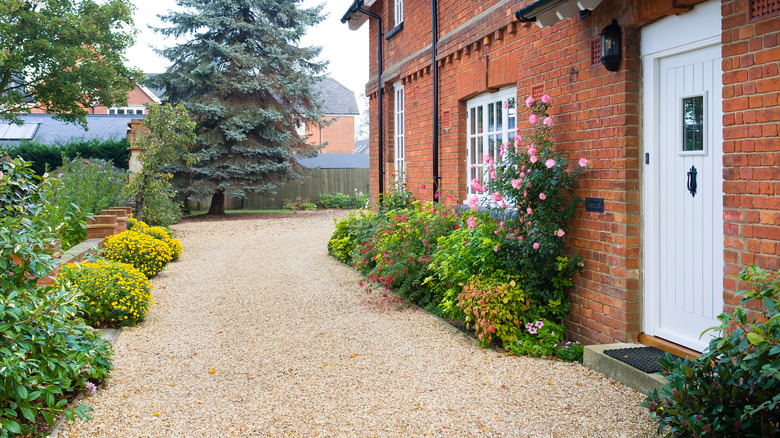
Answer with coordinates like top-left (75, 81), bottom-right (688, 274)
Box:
top-left (603, 347), bottom-right (669, 373)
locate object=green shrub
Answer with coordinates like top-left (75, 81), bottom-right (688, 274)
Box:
top-left (425, 213), bottom-right (507, 320)
top-left (358, 201), bottom-right (459, 311)
top-left (60, 260), bottom-right (154, 327)
top-left (137, 178), bottom-right (182, 227)
top-left (508, 319), bottom-right (565, 357)
top-left (49, 157), bottom-right (128, 249)
top-left (103, 230), bottom-right (173, 278)
top-left (327, 209), bottom-right (378, 265)
top-left (458, 273), bottom-right (527, 348)
top-left (4, 138), bottom-right (130, 175)
top-left (643, 265), bottom-right (780, 437)
top-left (318, 190), bottom-right (368, 209)
top-left (0, 152), bottom-right (114, 435)
top-left (283, 197), bottom-right (317, 211)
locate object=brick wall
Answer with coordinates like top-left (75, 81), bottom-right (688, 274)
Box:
top-left (360, 0), bottom-right (779, 345)
top-left (308, 116), bottom-right (357, 154)
top-left (721, 0), bottom-right (780, 312)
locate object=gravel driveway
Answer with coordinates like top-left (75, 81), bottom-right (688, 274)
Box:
top-left (57, 211), bottom-right (656, 437)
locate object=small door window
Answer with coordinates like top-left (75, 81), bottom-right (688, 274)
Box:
top-left (682, 95), bottom-right (704, 152)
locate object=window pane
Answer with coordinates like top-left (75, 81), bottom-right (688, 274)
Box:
top-left (476, 106), bottom-right (483, 133)
top-left (507, 98), bottom-right (516, 131)
top-left (496, 101), bottom-right (503, 132)
top-left (117, 109), bottom-right (125, 114)
top-left (487, 103), bottom-right (495, 132)
top-left (109, 109), bottom-right (116, 114)
top-left (136, 109), bottom-right (144, 114)
top-left (682, 96), bottom-right (704, 151)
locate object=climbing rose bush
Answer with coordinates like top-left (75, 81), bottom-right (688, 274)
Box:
top-left (470, 95), bottom-right (587, 321)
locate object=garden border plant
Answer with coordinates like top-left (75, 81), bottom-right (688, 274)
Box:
top-left (643, 265), bottom-right (780, 437)
top-left (0, 153), bottom-right (114, 437)
top-left (327, 95), bottom-right (590, 361)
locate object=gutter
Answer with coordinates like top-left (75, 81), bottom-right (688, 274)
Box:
top-left (431, 0), bottom-right (440, 201)
top-left (514, 0), bottom-right (568, 22)
top-left (342, 1), bottom-right (385, 201)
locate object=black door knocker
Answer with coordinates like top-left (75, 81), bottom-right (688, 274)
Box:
top-left (687, 165), bottom-right (698, 197)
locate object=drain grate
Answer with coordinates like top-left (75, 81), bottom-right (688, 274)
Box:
top-left (603, 347), bottom-right (671, 373)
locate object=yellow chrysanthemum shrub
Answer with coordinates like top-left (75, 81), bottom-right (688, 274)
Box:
top-left (127, 216), bottom-right (150, 233)
top-left (103, 230), bottom-right (173, 277)
top-left (59, 260), bottom-right (153, 327)
top-left (126, 218), bottom-right (183, 261)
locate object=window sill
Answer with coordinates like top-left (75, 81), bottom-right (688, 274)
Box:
top-left (385, 23), bottom-right (403, 40)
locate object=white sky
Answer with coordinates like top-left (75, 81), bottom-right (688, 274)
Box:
top-left (125, 0), bottom-right (370, 97)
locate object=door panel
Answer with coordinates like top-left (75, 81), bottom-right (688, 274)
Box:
top-left (646, 43), bottom-right (723, 352)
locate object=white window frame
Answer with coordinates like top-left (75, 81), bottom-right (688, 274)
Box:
top-left (465, 87), bottom-right (517, 200)
top-left (394, 0), bottom-right (403, 27)
top-left (109, 106), bottom-right (145, 115)
top-left (394, 81), bottom-right (405, 182)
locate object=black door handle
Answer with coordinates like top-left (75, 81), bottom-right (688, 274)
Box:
top-left (687, 165), bottom-right (697, 197)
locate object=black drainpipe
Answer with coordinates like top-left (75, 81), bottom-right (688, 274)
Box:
top-left (431, 0), bottom-right (440, 201)
top-left (356, 6), bottom-right (385, 202)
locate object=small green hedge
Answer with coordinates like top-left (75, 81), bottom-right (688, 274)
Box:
top-left (3, 138), bottom-right (130, 175)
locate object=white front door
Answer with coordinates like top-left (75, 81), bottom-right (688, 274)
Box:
top-left (641, 0), bottom-right (724, 352)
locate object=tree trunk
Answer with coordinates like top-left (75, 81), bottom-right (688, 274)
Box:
top-left (208, 190), bottom-right (226, 215)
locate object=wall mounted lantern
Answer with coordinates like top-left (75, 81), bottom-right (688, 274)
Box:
top-left (600, 20), bottom-right (621, 72)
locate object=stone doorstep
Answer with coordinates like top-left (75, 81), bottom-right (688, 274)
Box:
top-left (583, 343), bottom-right (669, 395)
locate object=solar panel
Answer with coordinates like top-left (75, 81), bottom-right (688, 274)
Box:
top-left (0, 123), bottom-right (39, 139)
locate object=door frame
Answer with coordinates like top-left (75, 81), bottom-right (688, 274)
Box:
top-left (641, 0), bottom-right (723, 350)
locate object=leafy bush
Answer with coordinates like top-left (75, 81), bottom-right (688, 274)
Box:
top-left (425, 213), bottom-right (507, 320)
top-left (4, 138), bottom-right (131, 175)
top-left (48, 157), bottom-right (128, 249)
top-left (357, 201), bottom-right (459, 311)
top-left (318, 190), bottom-right (368, 209)
top-left (327, 210), bottom-right (375, 264)
top-left (103, 230), bottom-right (173, 278)
top-left (138, 179), bottom-right (182, 227)
top-left (60, 260), bottom-right (153, 327)
top-left (508, 319), bottom-right (564, 357)
top-left (458, 273), bottom-right (527, 348)
top-left (0, 153), bottom-right (114, 436)
top-left (643, 265), bottom-right (780, 437)
top-left (283, 197), bottom-right (317, 210)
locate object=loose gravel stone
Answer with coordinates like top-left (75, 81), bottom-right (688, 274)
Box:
top-left (57, 210), bottom-right (657, 437)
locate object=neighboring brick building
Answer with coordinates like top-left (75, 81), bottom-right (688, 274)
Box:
top-left (342, 0), bottom-right (779, 353)
top-left (304, 78), bottom-right (361, 153)
top-left (29, 83), bottom-right (160, 116)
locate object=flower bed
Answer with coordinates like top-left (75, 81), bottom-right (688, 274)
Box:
top-left (328, 96), bottom-right (588, 361)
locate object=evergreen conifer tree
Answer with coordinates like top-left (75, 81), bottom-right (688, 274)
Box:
top-left (150, 0), bottom-right (326, 214)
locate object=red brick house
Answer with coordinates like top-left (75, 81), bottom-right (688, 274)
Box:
top-left (29, 82), bottom-right (160, 116)
top-left (341, 0), bottom-right (779, 354)
top-left (302, 78), bottom-right (362, 154)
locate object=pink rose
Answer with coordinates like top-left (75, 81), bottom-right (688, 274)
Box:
top-left (467, 216), bottom-right (476, 229)
top-left (514, 135), bottom-right (522, 144)
top-left (539, 193), bottom-right (546, 200)
top-left (525, 96), bottom-right (534, 108)
top-left (527, 147), bottom-right (537, 156)
top-left (471, 178), bottom-right (485, 193)
top-left (518, 236), bottom-right (524, 241)
top-left (529, 114), bottom-right (538, 124)
top-left (530, 155), bottom-right (538, 164)
top-left (543, 117), bottom-right (552, 126)
top-left (493, 245), bottom-right (499, 252)
top-left (502, 101), bottom-right (508, 109)
top-left (541, 94), bottom-right (551, 103)
top-left (579, 157), bottom-right (588, 167)
top-left (467, 195), bottom-right (479, 211)
top-left (492, 192), bottom-right (503, 202)
top-left (556, 229), bottom-right (565, 237)
top-left (526, 207), bottom-right (533, 215)
top-left (511, 179), bottom-right (522, 189)
top-left (545, 159), bottom-right (555, 168)
top-left (533, 242), bottom-right (540, 249)
top-left (519, 172), bottom-right (525, 178)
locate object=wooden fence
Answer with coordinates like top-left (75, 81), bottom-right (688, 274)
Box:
top-left (186, 168), bottom-right (369, 210)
